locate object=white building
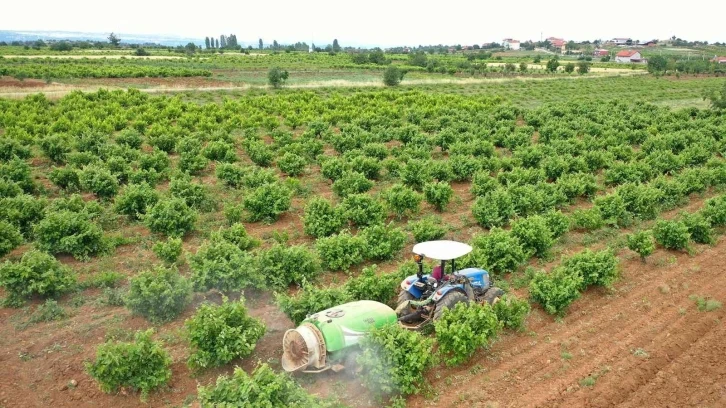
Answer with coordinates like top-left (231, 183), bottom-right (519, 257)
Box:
top-left (502, 39), bottom-right (520, 51)
top-left (612, 38), bottom-right (632, 46)
top-left (615, 50), bottom-right (643, 63)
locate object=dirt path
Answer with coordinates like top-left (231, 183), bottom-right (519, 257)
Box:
top-left (407, 242), bottom-right (726, 408)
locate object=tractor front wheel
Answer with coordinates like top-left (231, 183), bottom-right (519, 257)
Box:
top-left (483, 287), bottom-right (505, 305)
top-left (396, 290), bottom-right (416, 316)
top-left (433, 291), bottom-right (469, 321)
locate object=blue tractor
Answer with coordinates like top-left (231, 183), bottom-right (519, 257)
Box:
top-left (396, 240), bottom-right (504, 329)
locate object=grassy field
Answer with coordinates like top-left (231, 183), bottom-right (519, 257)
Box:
top-left (0, 59), bottom-right (725, 407)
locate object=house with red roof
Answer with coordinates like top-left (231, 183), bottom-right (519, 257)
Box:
top-left (593, 49), bottom-right (609, 57)
top-left (615, 50), bottom-right (643, 63)
top-left (502, 39), bottom-right (520, 50)
top-left (711, 56), bottom-right (726, 64)
top-left (547, 37), bottom-right (566, 53)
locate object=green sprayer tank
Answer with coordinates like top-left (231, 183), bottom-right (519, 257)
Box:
top-left (281, 300), bottom-right (396, 373)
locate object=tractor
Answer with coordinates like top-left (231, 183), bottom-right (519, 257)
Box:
top-left (396, 240), bottom-right (504, 329)
top-left (281, 240), bottom-right (503, 373)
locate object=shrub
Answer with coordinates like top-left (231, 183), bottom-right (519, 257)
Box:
top-left (179, 152), bottom-right (209, 175)
top-left (186, 299), bottom-right (265, 370)
top-left (126, 265), bottom-right (192, 323)
top-left (702, 196), bottom-right (726, 226)
top-left (202, 140), bottom-right (237, 163)
top-left (400, 159), bottom-right (431, 191)
top-left (114, 183), bottom-right (160, 220)
top-left (345, 265), bottom-right (403, 306)
top-left (79, 165), bottom-right (120, 199)
top-left (470, 227), bottom-right (526, 276)
top-left (681, 212), bottom-right (714, 245)
top-left (341, 193), bottom-right (386, 227)
top-left (116, 129), bottom-right (143, 149)
top-left (256, 244), bottom-right (321, 289)
top-left (617, 183), bottom-right (662, 220)
top-left (653, 219), bottom-right (690, 250)
top-left (359, 223), bottom-right (406, 261)
top-left (302, 197), bottom-right (345, 238)
top-left (152, 237), bottom-right (182, 264)
top-left (571, 208), bottom-right (605, 231)
top-left (0, 221), bottom-right (23, 257)
top-left (316, 230), bottom-right (366, 271)
top-left (0, 194), bottom-right (46, 236)
top-left (472, 188), bottom-right (515, 228)
top-left (81, 270), bottom-right (125, 289)
top-left (169, 174), bottom-right (215, 212)
top-left (511, 215), bottom-right (554, 258)
top-left (529, 267), bottom-right (583, 315)
top-left (410, 216), bottom-right (447, 242)
top-left (268, 67), bottom-right (289, 88)
top-left (594, 193), bottom-right (628, 226)
top-left (435, 302), bottom-right (501, 366)
top-left (217, 223), bottom-right (258, 251)
top-left (471, 171), bottom-right (499, 197)
top-left (627, 230), bottom-right (655, 261)
top-left (492, 294), bottom-right (531, 330)
top-left (241, 166), bottom-right (277, 188)
top-left (145, 198), bottom-right (197, 237)
top-left (1, 158), bottom-right (34, 192)
top-left (350, 155), bottom-right (381, 180)
top-left (27, 299), bottom-right (68, 324)
top-left (277, 152), bottom-right (306, 176)
top-left (383, 65), bottom-right (403, 86)
top-left (48, 167), bottom-right (81, 191)
top-left (245, 141), bottom-right (274, 167)
top-left (86, 329), bottom-right (171, 401)
top-left (40, 134), bottom-right (72, 163)
top-left (332, 171), bottom-right (374, 197)
top-left (357, 324), bottom-right (434, 396)
top-left (215, 163), bottom-right (246, 188)
top-left (450, 155), bottom-right (482, 182)
top-left (0, 179), bottom-right (22, 198)
top-left (197, 364), bottom-right (331, 407)
top-left (0, 250), bottom-right (76, 307)
top-left (34, 210), bottom-right (106, 260)
top-left (562, 249), bottom-right (618, 289)
top-left (189, 238), bottom-right (257, 292)
top-left (423, 181), bottom-right (453, 211)
top-left (383, 184), bottom-right (422, 219)
top-left (320, 157), bottom-right (347, 181)
top-left (276, 285), bottom-right (353, 325)
top-left (243, 182), bottom-right (292, 223)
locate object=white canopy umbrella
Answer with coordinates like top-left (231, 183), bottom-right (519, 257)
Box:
top-left (412, 240), bottom-right (472, 261)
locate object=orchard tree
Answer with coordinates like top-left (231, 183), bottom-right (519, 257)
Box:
top-left (268, 67), bottom-right (289, 88)
top-left (108, 32), bottom-right (121, 47)
top-left (648, 55), bottom-right (668, 73)
top-left (705, 82), bottom-right (726, 110)
top-left (383, 65), bottom-right (404, 86)
top-left (546, 57), bottom-right (560, 72)
top-left (578, 61), bottom-right (590, 74)
top-left (564, 63), bottom-right (575, 73)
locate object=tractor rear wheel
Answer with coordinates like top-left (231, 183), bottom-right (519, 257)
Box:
top-left (433, 291), bottom-right (469, 321)
top-left (396, 290), bottom-right (416, 316)
top-left (483, 287), bottom-right (505, 305)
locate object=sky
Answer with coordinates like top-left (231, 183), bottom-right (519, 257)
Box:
top-left (2, 0), bottom-right (724, 47)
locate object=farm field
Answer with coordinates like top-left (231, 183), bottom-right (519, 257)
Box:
top-left (0, 64), bottom-right (725, 408)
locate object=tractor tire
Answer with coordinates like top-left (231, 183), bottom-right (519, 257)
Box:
top-left (433, 291), bottom-right (469, 321)
top-left (482, 287), bottom-right (505, 305)
top-left (396, 290), bottom-right (416, 316)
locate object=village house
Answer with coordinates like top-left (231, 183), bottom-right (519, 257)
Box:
top-left (615, 50), bottom-right (644, 63)
top-left (711, 56), bottom-right (726, 64)
top-left (547, 37), bottom-right (566, 53)
top-left (612, 38), bottom-right (632, 46)
top-left (593, 49), bottom-right (609, 57)
top-left (502, 39), bottom-right (520, 50)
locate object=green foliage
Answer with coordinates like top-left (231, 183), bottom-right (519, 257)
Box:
top-left (562, 249), bottom-right (618, 289)
top-left (627, 230), bottom-right (655, 261)
top-left (546, 58), bottom-right (560, 72)
top-left (316, 230), bottom-right (366, 271)
top-left (0, 158), bottom-right (34, 193)
top-left (33, 210), bottom-right (106, 260)
top-left (383, 183), bottom-right (422, 219)
top-left (344, 265), bottom-right (403, 306)
top-left (81, 270), bottom-right (124, 289)
top-left (217, 223), bottom-right (258, 251)
top-left (243, 182), bottom-right (292, 222)
top-left (410, 215), bottom-right (447, 242)
top-left (399, 159), bottom-right (431, 190)
top-left (544, 210), bottom-right (570, 238)
top-left (114, 183), bottom-right (160, 219)
top-left (359, 223), bottom-right (406, 261)
top-left (357, 324), bottom-right (434, 396)
top-left (48, 167), bottom-right (81, 191)
top-left (653, 219), bottom-right (690, 250)
top-left (423, 181), bottom-right (453, 211)
top-left (332, 171), bottom-right (374, 197)
top-left (202, 140), bottom-right (237, 163)
top-left (492, 294), bottom-right (531, 330)
top-left (215, 163), bottom-right (246, 188)
top-left (341, 193), bottom-right (385, 227)
top-left (472, 188), bottom-right (514, 228)
top-left (529, 267), bottom-right (583, 315)
top-left (152, 237), bottom-right (182, 264)
top-left (276, 284), bottom-right (353, 325)
top-left (594, 193), bottom-right (628, 226)
top-left (511, 215), bottom-right (554, 258)
top-left (86, 329), bottom-right (172, 401)
top-left (116, 128), bottom-right (143, 149)
top-left (0, 194), bottom-right (46, 237)
top-left (0, 220), bottom-right (23, 257)
top-left (435, 302), bottom-right (501, 366)
top-left (302, 197), bottom-right (345, 238)
top-left (27, 299), bottom-right (68, 324)
top-left (705, 81), bottom-right (726, 110)
top-left (125, 265), bottom-right (192, 323)
top-left (383, 65), bottom-right (404, 86)
top-left (681, 212), bottom-right (714, 245)
top-left (79, 165), bottom-right (120, 199)
top-left (277, 152), bottom-right (307, 176)
top-left (256, 244), bottom-right (321, 289)
top-left (145, 198), bottom-right (197, 237)
top-left (169, 174), bottom-right (215, 212)
top-left (186, 299), bottom-right (265, 370)
top-left (189, 238), bottom-right (256, 292)
top-left (197, 363), bottom-right (333, 407)
top-left (40, 134), bottom-right (72, 163)
top-left (470, 227), bottom-right (526, 276)
top-left (564, 63), bottom-right (575, 73)
top-left (0, 249), bottom-right (76, 307)
top-left (245, 141), bottom-right (275, 167)
top-left (268, 67), bottom-right (289, 88)
top-left (571, 208), bottom-right (604, 231)
top-left (702, 196), bottom-right (726, 226)
top-left (471, 171), bottom-right (500, 197)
